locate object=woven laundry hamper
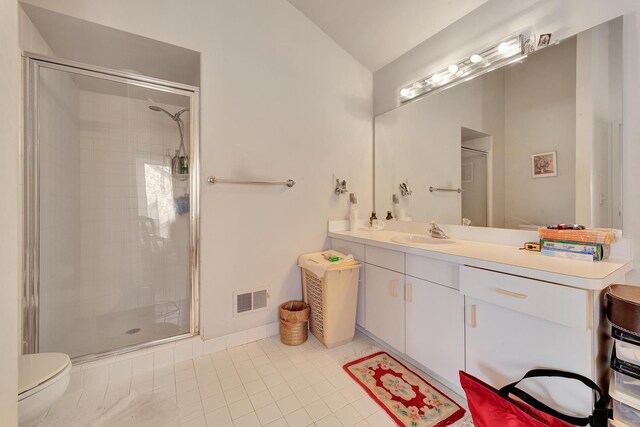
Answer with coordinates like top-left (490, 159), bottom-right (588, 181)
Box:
top-left (299, 252), bottom-right (361, 348)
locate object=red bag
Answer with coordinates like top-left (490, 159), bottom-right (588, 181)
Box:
top-left (459, 370), bottom-right (609, 427)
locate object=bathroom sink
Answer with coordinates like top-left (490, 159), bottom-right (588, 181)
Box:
top-left (391, 234), bottom-right (455, 245)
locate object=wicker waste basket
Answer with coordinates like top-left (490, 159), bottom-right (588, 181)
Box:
top-left (279, 300), bottom-right (309, 346)
top-left (298, 251), bottom-right (361, 348)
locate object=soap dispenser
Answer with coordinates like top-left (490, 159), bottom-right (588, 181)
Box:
top-left (369, 211), bottom-right (377, 226)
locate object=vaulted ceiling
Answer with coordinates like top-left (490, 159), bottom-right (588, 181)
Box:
top-left (287, 0), bottom-right (488, 71)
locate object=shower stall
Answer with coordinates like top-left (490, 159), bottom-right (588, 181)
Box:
top-left (23, 54), bottom-right (200, 362)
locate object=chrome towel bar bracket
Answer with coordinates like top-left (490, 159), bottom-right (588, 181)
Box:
top-left (207, 176), bottom-right (296, 187)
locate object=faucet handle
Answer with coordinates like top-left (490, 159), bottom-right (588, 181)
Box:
top-left (429, 220), bottom-right (438, 229)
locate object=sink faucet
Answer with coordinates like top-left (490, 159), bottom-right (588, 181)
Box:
top-left (429, 220), bottom-right (449, 239)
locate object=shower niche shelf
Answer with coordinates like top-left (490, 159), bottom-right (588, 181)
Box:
top-left (173, 173), bottom-right (189, 181)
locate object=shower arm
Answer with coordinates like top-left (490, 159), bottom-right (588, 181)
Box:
top-left (176, 118), bottom-right (186, 157)
top-left (149, 106), bottom-right (189, 156)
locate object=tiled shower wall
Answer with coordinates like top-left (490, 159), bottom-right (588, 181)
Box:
top-left (40, 78), bottom-right (191, 357)
top-left (77, 91), bottom-right (190, 315)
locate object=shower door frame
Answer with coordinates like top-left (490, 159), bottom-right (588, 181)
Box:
top-left (23, 53), bottom-right (200, 362)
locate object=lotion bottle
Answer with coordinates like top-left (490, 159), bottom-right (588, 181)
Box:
top-left (349, 193), bottom-right (359, 231)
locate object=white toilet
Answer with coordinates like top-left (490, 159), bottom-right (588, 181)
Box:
top-left (18, 353), bottom-right (71, 426)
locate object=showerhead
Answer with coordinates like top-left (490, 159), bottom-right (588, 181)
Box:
top-left (149, 105), bottom-right (190, 152)
top-left (148, 105), bottom-right (175, 120)
top-left (148, 105), bottom-right (189, 121)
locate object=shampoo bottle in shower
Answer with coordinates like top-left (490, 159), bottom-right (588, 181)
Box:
top-left (179, 156), bottom-right (189, 174)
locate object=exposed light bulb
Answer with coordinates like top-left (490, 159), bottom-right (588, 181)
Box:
top-left (432, 73), bottom-right (443, 83)
top-left (498, 42), bottom-right (510, 54)
top-left (400, 88), bottom-right (411, 97)
top-left (448, 64), bottom-right (459, 73)
top-left (470, 54), bottom-right (483, 63)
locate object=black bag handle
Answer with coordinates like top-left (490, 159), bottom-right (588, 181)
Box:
top-left (498, 369), bottom-right (611, 427)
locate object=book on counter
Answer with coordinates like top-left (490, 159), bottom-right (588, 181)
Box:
top-left (540, 239), bottom-right (610, 261)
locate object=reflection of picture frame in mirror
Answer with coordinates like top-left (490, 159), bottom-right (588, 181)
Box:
top-left (538, 33), bottom-right (551, 48)
top-left (531, 151), bottom-right (557, 178)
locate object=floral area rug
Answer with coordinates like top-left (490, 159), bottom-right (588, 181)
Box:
top-left (343, 351), bottom-right (465, 427)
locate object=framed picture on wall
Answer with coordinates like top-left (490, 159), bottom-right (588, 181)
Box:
top-left (531, 151), bottom-right (557, 178)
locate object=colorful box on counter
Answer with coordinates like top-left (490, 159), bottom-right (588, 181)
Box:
top-left (540, 239), bottom-right (610, 261)
top-left (538, 228), bottom-right (617, 244)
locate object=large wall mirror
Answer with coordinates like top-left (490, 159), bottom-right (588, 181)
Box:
top-left (375, 17), bottom-right (623, 230)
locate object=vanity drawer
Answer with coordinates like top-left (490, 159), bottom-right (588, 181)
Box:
top-left (331, 238), bottom-right (365, 261)
top-left (365, 245), bottom-right (405, 273)
top-left (406, 254), bottom-right (459, 289)
top-left (460, 266), bottom-right (589, 330)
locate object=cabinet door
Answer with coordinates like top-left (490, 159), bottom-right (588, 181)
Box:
top-left (465, 298), bottom-right (593, 417)
top-left (364, 264), bottom-right (405, 352)
top-left (356, 266), bottom-right (365, 327)
top-left (406, 277), bottom-right (464, 387)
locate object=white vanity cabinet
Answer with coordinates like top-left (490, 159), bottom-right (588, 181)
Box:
top-left (364, 263), bottom-right (406, 352)
top-left (461, 266), bottom-right (594, 416)
top-left (405, 276), bottom-right (464, 387)
top-left (332, 237), bottom-right (466, 385)
top-left (329, 226), bottom-right (631, 412)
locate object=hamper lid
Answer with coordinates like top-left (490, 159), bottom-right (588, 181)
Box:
top-left (298, 251), bottom-right (359, 277)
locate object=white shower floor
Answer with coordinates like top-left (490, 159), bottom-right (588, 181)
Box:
top-left (43, 301), bottom-right (191, 359)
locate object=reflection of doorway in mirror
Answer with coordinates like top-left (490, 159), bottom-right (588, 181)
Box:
top-left (462, 163), bottom-right (474, 183)
top-left (461, 149), bottom-right (488, 227)
top-left (461, 127), bottom-right (491, 227)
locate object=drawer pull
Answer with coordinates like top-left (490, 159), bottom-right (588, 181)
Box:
top-left (470, 304), bottom-right (477, 328)
top-left (496, 288), bottom-right (528, 299)
top-left (406, 283), bottom-right (413, 303)
top-left (390, 279), bottom-right (398, 297)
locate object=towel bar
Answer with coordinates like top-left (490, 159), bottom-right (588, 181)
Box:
top-left (429, 186), bottom-right (462, 193)
top-left (207, 176), bottom-right (296, 187)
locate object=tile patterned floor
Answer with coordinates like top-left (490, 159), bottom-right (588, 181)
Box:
top-left (35, 332), bottom-right (474, 426)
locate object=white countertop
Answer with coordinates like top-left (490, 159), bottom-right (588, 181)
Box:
top-left (329, 228), bottom-right (633, 290)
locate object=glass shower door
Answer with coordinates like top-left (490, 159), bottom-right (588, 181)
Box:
top-left (28, 60), bottom-right (197, 359)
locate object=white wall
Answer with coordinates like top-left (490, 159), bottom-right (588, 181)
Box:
top-left (374, 70), bottom-right (505, 224)
top-left (0, 0), bottom-right (20, 422)
top-left (20, 0), bottom-right (374, 340)
top-left (503, 38), bottom-right (576, 229)
top-left (622, 12), bottom-right (640, 283)
top-left (576, 18), bottom-right (623, 228)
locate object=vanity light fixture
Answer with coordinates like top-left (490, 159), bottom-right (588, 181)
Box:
top-left (399, 33), bottom-right (524, 103)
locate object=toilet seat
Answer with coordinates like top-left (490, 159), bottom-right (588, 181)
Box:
top-left (19, 353), bottom-right (71, 401)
